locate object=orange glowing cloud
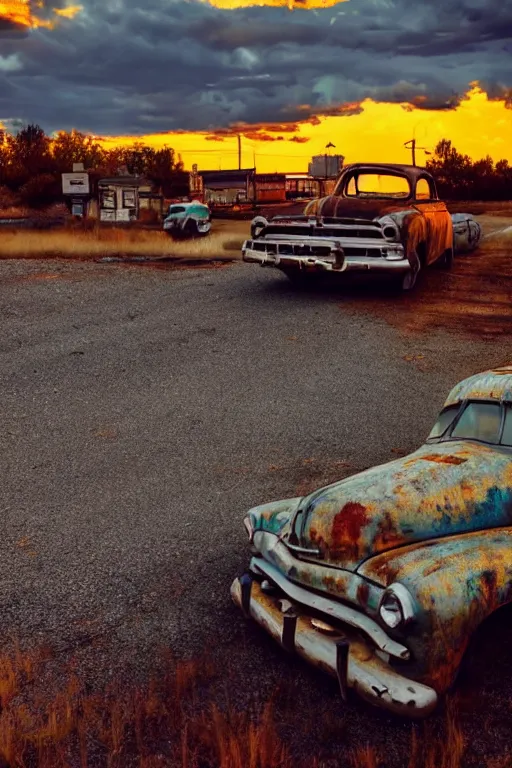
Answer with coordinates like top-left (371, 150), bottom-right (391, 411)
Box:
top-left (202, 0), bottom-right (349, 8)
top-left (96, 86), bottom-right (512, 174)
top-left (53, 4), bottom-right (82, 19)
top-left (0, 0), bottom-right (82, 29)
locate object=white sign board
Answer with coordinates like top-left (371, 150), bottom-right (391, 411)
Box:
top-left (100, 209), bottom-right (116, 222)
top-left (115, 209), bottom-right (130, 222)
top-left (62, 172), bottom-right (90, 195)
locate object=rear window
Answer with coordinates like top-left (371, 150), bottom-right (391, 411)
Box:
top-left (428, 404), bottom-right (460, 439)
top-left (451, 402), bottom-right (502, 444)
top-left (169, 206), bottom-right (186, 214)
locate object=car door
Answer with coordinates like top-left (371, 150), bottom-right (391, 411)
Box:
top-left (412, 176), bottom-right (453, 265)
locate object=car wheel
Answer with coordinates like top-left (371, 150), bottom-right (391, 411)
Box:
top-left (395, 248), bottom-right (422, 292)
top-left (438, 247), bottom-right (454, 270)
top-left (394, 266), bottom-right (420, 292)
top-left (183, 219), bottom-right (199, 238)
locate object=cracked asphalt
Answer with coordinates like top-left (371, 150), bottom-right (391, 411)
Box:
top-left (1, 254), bottom-right (512, 764)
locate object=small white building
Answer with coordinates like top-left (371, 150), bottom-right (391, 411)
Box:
top-left (97, 176), bottom-right (163, 222)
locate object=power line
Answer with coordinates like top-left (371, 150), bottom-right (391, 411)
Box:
top-left (177, 148), bottom-right (310, 157)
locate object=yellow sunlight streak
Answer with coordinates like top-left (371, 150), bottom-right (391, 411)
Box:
top-left (95, 86), bottom-right (512, 173)
top-left (53, 4), bottom-right (82, 18)
top-left (202, 0), bottom-right (349, 8)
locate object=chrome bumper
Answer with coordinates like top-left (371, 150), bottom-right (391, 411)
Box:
top-left (231, 564), bottom-right (438, 718)
top-left (242, 247), bottom-right (410, 274)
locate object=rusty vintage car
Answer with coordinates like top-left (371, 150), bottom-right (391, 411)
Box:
top-left (242, 163), bottom-right (481, 291)
top-left (231, 366), bottom-right (512, 717)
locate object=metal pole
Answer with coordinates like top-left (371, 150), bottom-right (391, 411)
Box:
top-left (238, 135), bottom-right (241, 170)
top-left (404, 139), bottom-right (417, 166)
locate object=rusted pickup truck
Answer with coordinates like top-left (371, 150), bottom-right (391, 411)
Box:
top-left (243, 163), bottom-right (481, 291)
top-left (231, 366), bottom-right (512, 717)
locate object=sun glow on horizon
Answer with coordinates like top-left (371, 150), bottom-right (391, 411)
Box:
top-left (201, 0), bottom-right (349, 8)
top-left (92, 86), bottom-right (512, 174)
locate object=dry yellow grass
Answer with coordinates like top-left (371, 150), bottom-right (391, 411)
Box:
top-left (0, 226), bottom-right (247, 262)
top-left (0, 642), bottom-right (498, 768)
top-left (0, 213), bottom-right (508, 264)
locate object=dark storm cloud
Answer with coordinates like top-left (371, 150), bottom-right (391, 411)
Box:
top-left (0, 0), bottom-right (511, 134)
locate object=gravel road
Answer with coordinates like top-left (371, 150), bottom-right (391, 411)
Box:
top-left (1, 254), bottom-right (511, 764)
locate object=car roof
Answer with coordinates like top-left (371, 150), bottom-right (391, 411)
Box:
top-left (340, 163), bottom-right (431, 181)
top-left (444, 367), bottom-right (512, 406)
top-left (169, 200), bottom-right (206, 208)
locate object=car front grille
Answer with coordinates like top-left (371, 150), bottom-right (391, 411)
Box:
top-left (250, 241), bottom-right (333, 258)
top-left (247, 241), bottom-right (386, 259)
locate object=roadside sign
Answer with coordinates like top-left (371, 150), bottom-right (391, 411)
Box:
top-left (62, 172), bottom-right (90, 195)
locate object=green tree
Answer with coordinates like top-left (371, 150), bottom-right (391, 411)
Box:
top-left (10, 124), bottom-right (53, 178)
top-left (18, 173), bottom-right (62, 208)
top-left (51, 129), bottom-right (105, 172)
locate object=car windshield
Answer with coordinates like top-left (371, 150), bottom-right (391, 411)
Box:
top-left (450, 402), bottom-right (502, 444)
top-left (428, 404), bottom-right (460, 439)
top-left (501, 407), bottom-right (512, 446)
top-left (346, 173), bottom-right (411, 199)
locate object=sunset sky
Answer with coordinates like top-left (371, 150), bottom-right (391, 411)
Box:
top-left (1, 0), bottom-right (511, 173)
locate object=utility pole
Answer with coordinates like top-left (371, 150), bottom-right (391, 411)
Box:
top-left (404, 138), bottom-right (416, 166)
top-left (404, 139), bottom-right (431, 166)
top-left (237, 134), bottom-right (241, 170)
top-left (324, 142), bottom-right (335, 196)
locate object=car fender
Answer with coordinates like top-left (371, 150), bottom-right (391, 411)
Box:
top-left (451, 213), bottom-right (482, 253)
top-left (358, 528), bottom-right (512, 693)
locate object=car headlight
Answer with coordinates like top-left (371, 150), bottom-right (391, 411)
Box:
top-left (378, 583), bottom-right (415, 629)
top-left (383, 225), bottom-right (399, 240)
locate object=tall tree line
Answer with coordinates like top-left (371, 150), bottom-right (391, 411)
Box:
top-left (0, 124), bottom-right (188, 208)
top-left (1, 125), bottom-right (511, 208)
top-left (425, 139), bottom-right (512, 200)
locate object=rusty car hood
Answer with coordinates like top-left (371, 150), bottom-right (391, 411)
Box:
top-left (304, 196), bottom-right (418, 220)
top-left (296, 440), bottom-right (512, 571)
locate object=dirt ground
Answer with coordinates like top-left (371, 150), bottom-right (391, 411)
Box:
top-left (212, 211), bottom-right (512, 343)
top-left (1, 205), bottom-right (512, 767)
top-left (338, 215), bottom-right (512, 342)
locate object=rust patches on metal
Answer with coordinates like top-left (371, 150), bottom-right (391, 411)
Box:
top-left (357, 581), bottom-right (370, 608)
top-left (422, 561), bottom-right (443, 578)
top-left (420, 454), bottom-right (468, 465)
top-left (322, 574), bottom-right (336, 590)
top-left (373, 512), bottom-right (408, 552)
top-left (331, 502), bottom-right (369, 557)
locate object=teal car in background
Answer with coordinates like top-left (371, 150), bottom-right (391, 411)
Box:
top-left (163, 200), bottom-right (211, 238)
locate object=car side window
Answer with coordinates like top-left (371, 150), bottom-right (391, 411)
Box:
top-left (415, 178), bottom-right (431, 200)
top-left (501, 407), bottom-right (512, 446)
top-left (451, 402), bottom-right (502, 444)
top-left (428, 404), bottom-right (460, 439)
top-left (346, 176), bottom-right (357, 196)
